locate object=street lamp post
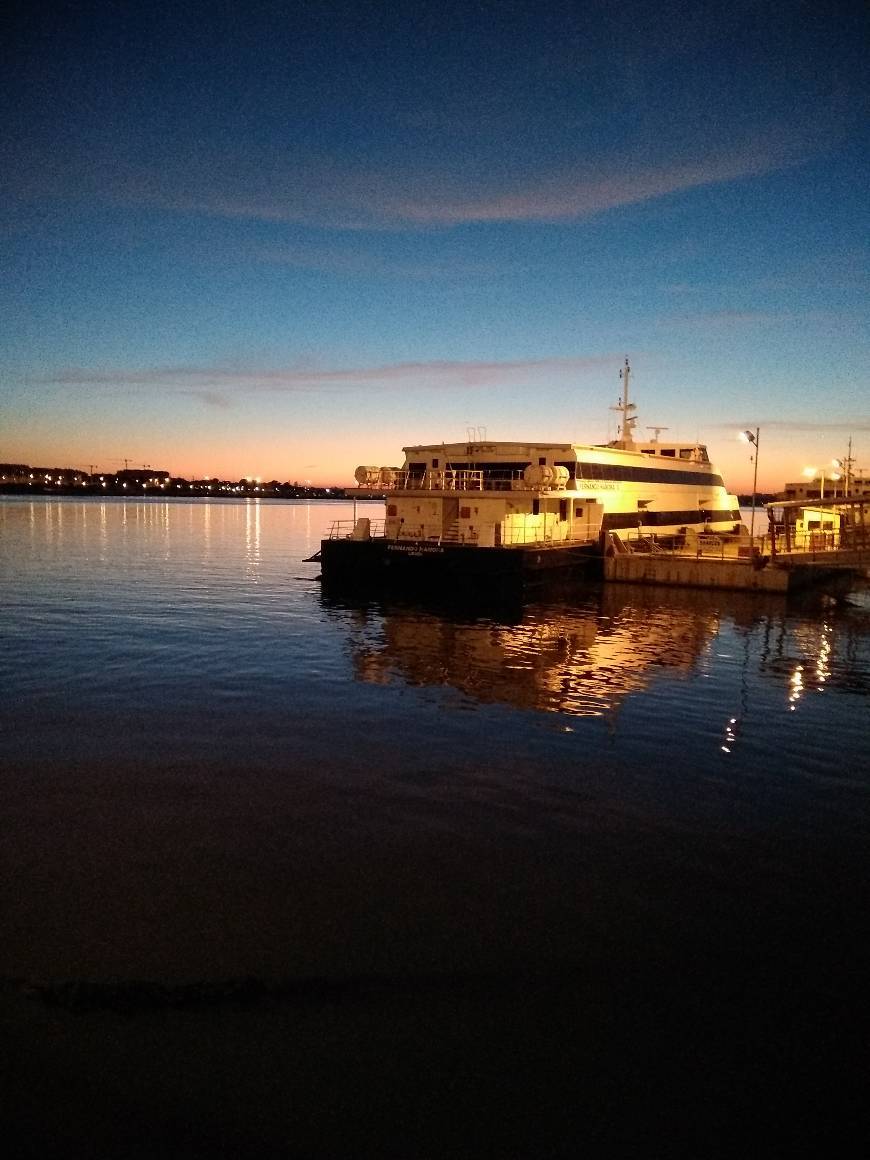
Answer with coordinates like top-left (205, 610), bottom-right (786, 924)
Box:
top-left (803, 467), bottom-right (823, 500)
top-left (740, 428), bottom-right (760, 550)
top-left (831, 458), bottom-right (843, 498)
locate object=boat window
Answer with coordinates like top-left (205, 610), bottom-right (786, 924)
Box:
top-left (574, 505), bottom-right (583, 517)
top-left (559, 500), bottom-right (568, 520)
top-left (660, 449), bottom-right (676, 457)
top-left (601, 508), bottom-right (740, 529)
top-left (538, 457), bottom-right (547, 465)
top-left (679, 449), bottom-right (694, 460)
top-left (575, 461), bottom-right (725, 487)
top-left (532, 499), bottom-right (540, 515)
top-left (431, 458), bottom-right (439, 468)
top-left (445, 461), bottom-right (530, 475)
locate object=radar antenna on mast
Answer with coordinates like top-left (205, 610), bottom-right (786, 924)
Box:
top-left (610, 358), bottom-right (637, 448)
top-left (646, 426), bottom-right (669, 443)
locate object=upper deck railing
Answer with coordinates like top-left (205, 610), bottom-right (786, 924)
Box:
top-left (355, 467), bottom-right (525, 492)
top-left (327, 518), bottom-right (594, 547)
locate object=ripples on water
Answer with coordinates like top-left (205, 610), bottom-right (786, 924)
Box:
top-left (3, 494), bottom-right (868, 864)
top-left (2, 496), bottom-right (869, 1149)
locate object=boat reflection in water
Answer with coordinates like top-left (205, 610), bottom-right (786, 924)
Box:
top-left (324, 581), bottom-right (869, 779)
top-left (328, 584), bottom-right (747, 719)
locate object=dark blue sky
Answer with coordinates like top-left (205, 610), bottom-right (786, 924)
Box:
top-left (2, 0), bottom-right (868, 484)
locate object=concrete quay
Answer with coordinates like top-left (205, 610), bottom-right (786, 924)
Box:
top-left (604, 550), bottom-right (789, 593)
top-left (604, 545), bottom-right (866, 596)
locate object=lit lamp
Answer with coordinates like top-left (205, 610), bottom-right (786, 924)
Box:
top-left (739, 428), bottom-right (760, 548)
top-left (803, 463), bottom-right (842, 500)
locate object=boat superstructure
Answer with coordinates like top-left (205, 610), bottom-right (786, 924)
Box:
top-left (321, 360), bottom-right (742, 593)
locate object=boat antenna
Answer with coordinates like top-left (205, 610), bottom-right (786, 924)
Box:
top-left (646, 426), bottom-right (669, 443)
top-left (611, 358), bottom-right (637, 449)
top-left (841, 435), bottom-right (854, 497)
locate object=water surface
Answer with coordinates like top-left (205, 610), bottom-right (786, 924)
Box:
top-left (2, 496), bottom-right (869, 1152)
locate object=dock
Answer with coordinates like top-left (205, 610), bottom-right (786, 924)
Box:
top-left (604, 498), bottom-right (869, 596)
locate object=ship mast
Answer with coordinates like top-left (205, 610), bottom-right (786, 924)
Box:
top-left (611, 358), bottom-right (638, 449)
top-left (842, 436), bottom-right (854, 497)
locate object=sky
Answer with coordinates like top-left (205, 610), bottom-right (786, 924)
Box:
top-left (2, 0), bottom-right (868, 490)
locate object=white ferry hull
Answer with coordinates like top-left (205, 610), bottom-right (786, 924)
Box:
top-left (323, 365), bottom-right (745, 598)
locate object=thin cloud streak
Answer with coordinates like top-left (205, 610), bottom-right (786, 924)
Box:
top-left (381, 148), bottom-right (806, 227)
top-left (713, 419), bottom-right (870, 433)
top-left (34, 355), bottom-right (617, 395)
top-left (169, 147), bottom-right (806, 229)
top-left (6, 131), bottom-right (813, 231)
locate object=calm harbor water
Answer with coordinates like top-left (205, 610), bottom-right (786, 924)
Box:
top-left (2, 495), bottom-right (869, 1154)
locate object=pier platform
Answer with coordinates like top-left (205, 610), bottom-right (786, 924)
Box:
top-left (604, 548), bottom-right (790, 592)
top-left (604, 501), bottom-right (869, 595)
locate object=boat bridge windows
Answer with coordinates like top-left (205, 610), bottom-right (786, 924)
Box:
top-left (601, 508), bottom-right (740, 530)
top-left (394, 457), bottom-right (726, 491)
top-left (555, 461), bottom-right (725, 488)
top-left (637, 445), bottom-right (711, 463)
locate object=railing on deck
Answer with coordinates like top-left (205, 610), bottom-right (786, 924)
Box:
top-left (499, 520), bottom-right (592, 546)
top-left (618, 530), bottom-right (739, 560)
top-left (615, 523), bottom-right (870, 563)
top-left (763, 524), bottom-right (869, 559)
top-left (357, 468), bottom-right (526, 492)
top-left (328, 518), bottom-right (595, 547)
top-left (328, 519), bottom-right (387, 540)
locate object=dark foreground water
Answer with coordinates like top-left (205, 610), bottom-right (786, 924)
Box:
top-left (2, 496), bottom-right (869, 1155)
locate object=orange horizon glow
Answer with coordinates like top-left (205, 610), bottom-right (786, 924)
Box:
top-left (3, 429), bottom-right (859, 494)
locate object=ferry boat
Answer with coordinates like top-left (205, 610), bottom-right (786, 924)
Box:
top-left (320, 360), bottom-right (743, 593)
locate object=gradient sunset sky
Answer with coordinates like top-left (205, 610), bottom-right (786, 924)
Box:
top-left (3, 0), bottom-right (868, 489)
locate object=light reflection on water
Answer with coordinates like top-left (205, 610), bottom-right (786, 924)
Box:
top-left (1, 495), bottom-right (869, 985)
top-left (3, 497), bottom-right (868, 709)
top-left (336, 588), bottom-right (722, 719)
top-left (2, 495), bottom-right (868, 772)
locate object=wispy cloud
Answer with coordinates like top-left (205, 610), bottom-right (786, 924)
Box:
top-left (377, 147), bottom-right (807, 227)
top-left (33, 354), bottom-right (617, 403)
top-left (712, 419), bottom-right (870, 433)
top-left (6, 129), bottom-right (814, 232)
top-left (161, 142), bottom-right (808, 230)
top-left (179, 389), bottom-right (233, 409)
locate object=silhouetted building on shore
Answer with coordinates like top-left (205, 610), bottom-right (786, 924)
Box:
top-left (0, 462), bottom-right (350, 499)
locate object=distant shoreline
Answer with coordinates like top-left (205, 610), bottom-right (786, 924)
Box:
top-left (1, 483), bottom-right (774, 505)
top-left (0, 483), bottom-right (382, 501)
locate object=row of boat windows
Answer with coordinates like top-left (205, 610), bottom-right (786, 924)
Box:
top-left (556, 462), bottom-right (726, 488)
top-left (408, 461), bottom-right (725, 488)
top-left (604, 509), bottom-right (740, 528)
